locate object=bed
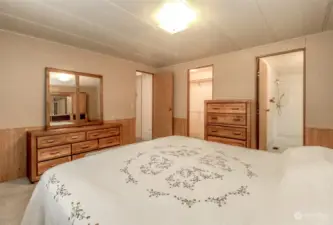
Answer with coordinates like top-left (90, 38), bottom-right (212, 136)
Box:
top-left (21, 136), bottom-right (333, 225)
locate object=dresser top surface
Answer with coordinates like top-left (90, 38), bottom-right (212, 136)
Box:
top-left (28, 123), bottom-right (122, 136)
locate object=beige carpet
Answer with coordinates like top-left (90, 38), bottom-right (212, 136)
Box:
top-left (0, 178), bottom-right (35, 225)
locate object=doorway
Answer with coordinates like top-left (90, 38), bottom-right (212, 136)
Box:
top-left (257, 50), bottom-right (305, 152)
top-left (187, 66), bottom-right (213, 139)
top-left (136, 71), bottom-right (153, 141)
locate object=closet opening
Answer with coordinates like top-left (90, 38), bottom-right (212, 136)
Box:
top-left (136, 71), bottom-right (153, 142)
top-left (187, 65), bottom-right (213, 139)
top-left (256, 50), bottom-right (305, 152)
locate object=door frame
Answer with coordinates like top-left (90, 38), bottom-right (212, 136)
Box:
top-left (186, 65), bottom-right (214, 137)
top-left (255, 48), bottom-right (306, 149)
top-left (136, 70), bottom-right (154, 141)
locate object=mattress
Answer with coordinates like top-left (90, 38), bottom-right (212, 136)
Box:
top-left (21, 136), bottom-right (333, 225)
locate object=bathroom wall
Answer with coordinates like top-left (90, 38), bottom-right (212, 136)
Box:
top-left (275, 72), bottom-right (303, 147)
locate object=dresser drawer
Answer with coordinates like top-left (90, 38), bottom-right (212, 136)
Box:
top-left (207, 136), bottom-right (246, 147)
top-left (66, 132), bottom-right (86, 143)
top-left (207, 103), bottom-right (246, 114)
top-left (72, 152), bottom-right (87, 160)
top-left (207, 114), bottom-right (246, 126)
top-left (72, 150), bottom-right (100, 160)
top-left (72, 140), bottom-right (98, 154)
top-left (37, 156), bottom-right (71, 175)
top-left (37, 132), bottom-right (85, 148)
top-left (38, 145), bottom-right (71, 162)
top-left (87, 128), bottom-right (120, 140)
top-left (99, 136), bottom-right (120, 148)
top-left (208, 126), bottom-right (246, 140)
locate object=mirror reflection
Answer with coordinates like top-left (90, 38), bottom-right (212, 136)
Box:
top-left (47, 69), bottom-right (103, 128)
top-left (79, 76), bottom-right (101, 123)
top-left (49, 72), bottom-right (76, 126)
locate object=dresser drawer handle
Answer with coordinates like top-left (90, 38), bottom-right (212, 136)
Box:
top-left (49, 151), bottom-right (61, 156)
top-left (233, 132), bottom-right (242, 136)
top-left (47, 140), bottom-right (55, 143)
top-left (81, 145), bottom-right (90, 149)
top-left (211, 117), bottom-right (218, 120)
top-left (211, 130), bottom-right (218, 133)
top-left (233, 118), bottom-right (241, 122)
top-left (231, 107), bottom-right (239, 110)
top-left (71, 136), bottom-right (79, 139)
top-left (212, 107), bottom-right (220, 110)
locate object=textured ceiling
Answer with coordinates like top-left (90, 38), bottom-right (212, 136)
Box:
top-left (0, 0), bottom-right (332, 68)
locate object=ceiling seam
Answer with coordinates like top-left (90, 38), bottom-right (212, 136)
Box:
top-left (321, 1), bottom-right (333, 31)
top-left (254, 0), bottom-right (278, 42)
top-left (0, 12), bottom-right (160, 66)
top-left (39, 1), bottom-right (175, 57)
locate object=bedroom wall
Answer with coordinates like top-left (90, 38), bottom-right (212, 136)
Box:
top-left (161, 30), bottom-right (333, 148)
top-left (0, 30), bottom-right (155, 182)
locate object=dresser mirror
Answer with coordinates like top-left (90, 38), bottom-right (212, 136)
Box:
top-left (46, 68), bottom-right (103, 129)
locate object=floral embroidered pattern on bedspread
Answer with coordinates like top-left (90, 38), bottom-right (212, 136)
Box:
top-left (120, 144), bottom-right (257, 208)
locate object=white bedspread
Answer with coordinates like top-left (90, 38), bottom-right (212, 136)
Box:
top-left (21, 136), bottom-right (333, 225)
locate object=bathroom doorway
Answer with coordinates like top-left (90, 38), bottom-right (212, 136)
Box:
top-left (187, 66), bottom-right (213, 139)
top-left (136, 71), bottom-right (153, 141)
top-left (257, 50), bottom-right (305, 152)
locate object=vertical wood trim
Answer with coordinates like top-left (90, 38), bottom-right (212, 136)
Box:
top-left (45, 68), bottom-right (50, 130)
top-left (76, 74), bottom-right (80, 125)
top-left (100, 75), bottom-right (104, 122)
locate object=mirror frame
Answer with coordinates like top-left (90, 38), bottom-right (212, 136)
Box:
top-left (46, 67), bottom-right (104, 130)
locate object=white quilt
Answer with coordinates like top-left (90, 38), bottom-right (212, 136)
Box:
top-left (21, 136), bottom-right (333, 225)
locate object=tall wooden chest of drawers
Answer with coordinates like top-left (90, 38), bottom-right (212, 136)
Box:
top-left (204, 100), bottom-right (255, 148)
top-left (27, 123), bottom-right (122, 182)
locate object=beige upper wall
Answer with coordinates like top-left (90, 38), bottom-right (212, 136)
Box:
top-left (0, 30), bottom-right (155, 129)
top-left (160, 31), bottom-right (333, 129)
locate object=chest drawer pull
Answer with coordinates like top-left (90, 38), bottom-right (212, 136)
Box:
top-left (71, 136), bottom-right (79, 139)
top-left (211, 117), bottom-right (218, 120)
top-left (233, 118), bottom-right (241, 122)
top-left (211, 130), bottom-right (218, 133)
top-left (231, 108), bottom-right (239, 110)
top-left (49, 151), bottom-right (61, 156)
top-left (47, 140), bottom-right (55, 143)
top-left (233, 132), bottom-right (242, 136)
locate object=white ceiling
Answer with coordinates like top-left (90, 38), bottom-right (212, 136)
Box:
top-left (0, 0), bottom-right (332, 68)
top-left (263, 51), bottom-right (304, 74)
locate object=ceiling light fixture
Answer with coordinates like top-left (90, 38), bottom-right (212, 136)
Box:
top-left (57, 73), bottom-right (73, 82)
top-left (155, 0), bottom-right (196, 34)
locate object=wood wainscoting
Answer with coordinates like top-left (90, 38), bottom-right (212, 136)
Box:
top-left (173, 117), bottom-right (188, 136)
top-left (305, 127), bottom-right (333, 148)
top-left (0, 118), bottom-right (135, 183)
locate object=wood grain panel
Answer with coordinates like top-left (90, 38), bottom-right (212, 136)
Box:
top-left (0, 126), bottom-right (41, 182)
top-left (305, 127), bottom-right (333, 148)
top-left (105, 118), bottom-right (136, 145)
top-left (37, 144), bottom-right (71, 162)
top-left (173, 118), bottom-right (187, 136)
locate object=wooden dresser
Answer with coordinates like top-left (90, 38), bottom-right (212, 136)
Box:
top-left (27, 123), bottom-right (122, 182)
top-left (204, 100), bottom-right (255, 148)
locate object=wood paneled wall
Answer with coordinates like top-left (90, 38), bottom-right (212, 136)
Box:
top-left (173, 117), bottom-right (187, 136)
top-left (305, 127), bottom-right (333, 148)
top-left (0, 118), bottom-right (136, 183)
